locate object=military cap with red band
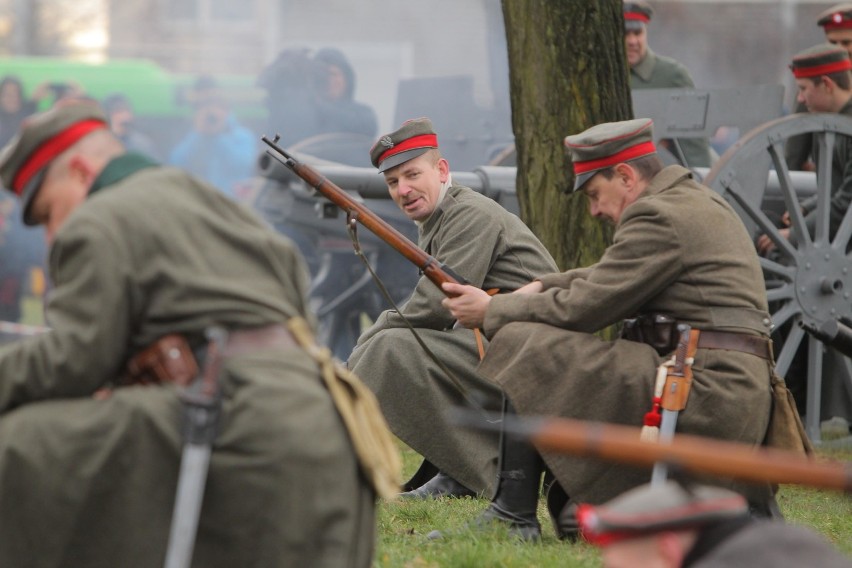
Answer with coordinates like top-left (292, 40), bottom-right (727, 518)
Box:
top-left (564, 118), bottom-right (657, 193)
top-left (0, 100), bottom-right (108, 225)
top-left (577, 481), bottom-right (749, 547)
top-left (817, 3), bottom-right (852, 30)
top-left (789, 43), bottom-right (852, 79)
top-left (369, 117), bottom-right (438, 173)
top-left (623, 1), bottom-right (653, 31)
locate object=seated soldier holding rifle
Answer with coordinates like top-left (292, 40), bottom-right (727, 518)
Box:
top-left (347, 117), bottom-right (557, 499)
top-left (441, 118), bottom-right (807, 540)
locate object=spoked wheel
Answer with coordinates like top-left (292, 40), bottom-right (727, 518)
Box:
top-left (704, 113), bottom-right (852, 443)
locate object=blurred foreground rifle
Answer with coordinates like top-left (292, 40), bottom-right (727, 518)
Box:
top-left (799, 319), bottom-right (852, 359)
top-left (460, 412), bottom-right (852, 493)
top-left (261, 134), bottom-right (467, 293)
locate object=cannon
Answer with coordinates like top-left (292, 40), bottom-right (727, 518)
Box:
top-left (251, 85), bottom-right (852, 443)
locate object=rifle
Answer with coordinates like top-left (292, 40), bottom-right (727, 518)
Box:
top-left (261, 134), bottom-right (468, 293)
top-left (799, 319), bottom-right (852, 359)
top-left (457, 411), bottom-right (852, 493)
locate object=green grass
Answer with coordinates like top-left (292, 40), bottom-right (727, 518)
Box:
top-left (374, 440), bottom-right (852, 567)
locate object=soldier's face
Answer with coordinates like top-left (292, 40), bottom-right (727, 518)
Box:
top-left (826, 29), bottom-right (852, 58)
top-left (796, 77), bottom-right (834, 113)
top-left (28, 158), bottom-right (91, 244)
top-left (581, 164), bottom-right (642, 225)
top-left (602, 532), bottom-right (693, 568)
top-left (624, 28), bottom-right (648, 67)
top-left (384, 151), bottom-right (448, 222)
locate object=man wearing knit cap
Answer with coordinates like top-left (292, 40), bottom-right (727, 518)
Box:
top-left (624, 1), bottom-right (712, 169)
top-left (579, 481), bottom-right (851, 567)
top-left (0, 99), bottom-right (397, 567)
top-left (442, 118), bottom-right (786, 540)
top-left (348, 117), bottom-right (557, 500)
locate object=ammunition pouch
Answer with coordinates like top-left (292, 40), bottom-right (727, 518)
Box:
top-left (621, 314), bottom-right (680, 356)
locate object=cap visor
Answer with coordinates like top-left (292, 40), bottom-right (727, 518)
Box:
top-left (571, 170), bottom-right (596, 193)
top-left (624, 20), bottom-right (645, 32)
top-left (377, 147), bottom-right (432, 173)
top-left (19, 169), bottom-right (46, 226)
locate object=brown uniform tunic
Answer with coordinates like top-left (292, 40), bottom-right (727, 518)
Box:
top-left (479, 166), bottom-right (774, 505)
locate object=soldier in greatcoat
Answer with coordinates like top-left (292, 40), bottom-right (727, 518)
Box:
top-left (624, 1), bottom-right (712, 168)
top-left (442, 118), bottom-right (782, 540)
top-left (348, 117), bottom-right (557, 499)
top-left (0, 99), bottom-right (398, 567)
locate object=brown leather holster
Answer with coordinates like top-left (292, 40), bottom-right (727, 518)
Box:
top-left (122, 324), bottom-right (298, 387)
top-left (622, 313), bottom-right (772, 360)
top-left (123, 334), bottom-right (199, 387)
top-left (621, 314), bottom-right (680, 355)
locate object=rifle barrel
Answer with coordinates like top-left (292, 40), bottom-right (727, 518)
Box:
top-left (529, 416), bottom-right (852, 493)
top-left (261, 136), bottom-right (464, 291)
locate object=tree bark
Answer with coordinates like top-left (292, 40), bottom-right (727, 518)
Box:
top-left (502, 0), bottom-right (633, 271)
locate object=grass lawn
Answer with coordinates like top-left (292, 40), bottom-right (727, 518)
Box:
top-left (374, 440), bottom-right (852, 567)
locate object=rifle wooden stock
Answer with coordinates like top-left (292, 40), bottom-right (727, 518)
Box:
top-left (261, 135), bottom-right (466, 293)
top-left (528, 416), bottom-right (852, 493)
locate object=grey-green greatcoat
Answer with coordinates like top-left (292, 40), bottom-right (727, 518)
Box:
top-left (0, 157), bottom-right (375, 567)
top-left (631, 49), bottom-right (713, 168)
top-left (479, 166), bottom-right (774, 505)
top-left (348, 184), bottom-right (557, 495)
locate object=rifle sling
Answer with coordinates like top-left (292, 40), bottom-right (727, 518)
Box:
top-left (345, 214), bottom-right (491, 417)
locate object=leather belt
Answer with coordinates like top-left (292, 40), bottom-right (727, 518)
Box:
top-left (122, 323), bottom-right (296, 387)
top-left (223, 324), bottom-right (297, 356)
top-left (696, 330), bottom-right (772, 360)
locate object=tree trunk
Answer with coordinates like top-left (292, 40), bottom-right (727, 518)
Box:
top-left (502, 0), bottom-right (632, 271)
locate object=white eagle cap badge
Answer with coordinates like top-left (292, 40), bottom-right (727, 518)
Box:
top-left (380, 135), bottom-right (394, 149)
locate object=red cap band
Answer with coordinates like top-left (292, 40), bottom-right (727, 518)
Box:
top-left (823, 20), bottom-right (852, 30)
top-left (12, 119), bottom-right (107, 195)
top-left (792, 58), bottom-right (852, 78)
top-left (377, 133), bottom-right (438, 165)
top-left (624, 11), bottom-right (650, 23)
top-left (823, 12), bottom-right (852, 30)
top-left (572, 140), bottom-right (657, 175)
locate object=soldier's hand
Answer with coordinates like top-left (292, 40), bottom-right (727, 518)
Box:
top-left (441, 283), bottom-right (491, 329)
top-left (756, 228), bottom-right (790, 256)
top-left (513, 280), bottom-right (543, 295)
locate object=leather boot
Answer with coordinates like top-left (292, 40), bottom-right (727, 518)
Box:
top-left (427, 399), bottom-right (542, 541)
top-left (471, 399), bottom-right (543, 540)
top-left (545, 474), bottom-right (580, 541)
top-left (398, 471), bottom-right (476, 499)
top-left (748, 495), bottom-right (785, 520)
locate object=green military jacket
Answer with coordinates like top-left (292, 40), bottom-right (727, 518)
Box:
top-left (631, 49), bottom-right (713, 168)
